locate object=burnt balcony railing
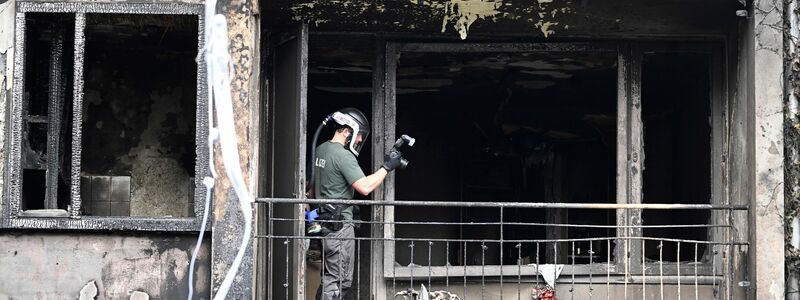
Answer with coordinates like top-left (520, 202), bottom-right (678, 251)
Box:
top-left (255, 198), bottom-right (748, 300)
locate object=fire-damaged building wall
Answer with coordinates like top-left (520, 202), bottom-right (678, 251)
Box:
top-left (785, 0), bottom-right (800, 298)
top-left (0, 0), bottom-right (793, 299)
top-left (258, 0), bottom-right (788, 299)
top-left (0, 0), bottom-right (214, 299)
top-left (0, 233), bottom-right (211, 299)
top-left (0, 0), bottom-right (13, 210)
top-left (292, 40), bottom-right (731, 299)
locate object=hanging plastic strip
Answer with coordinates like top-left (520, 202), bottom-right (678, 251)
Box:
top-left (188, 0), bottom-right (253, 298)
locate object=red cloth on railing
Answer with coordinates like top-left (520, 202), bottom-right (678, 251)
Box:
top-left (532, 287), bottom-right (557, 300)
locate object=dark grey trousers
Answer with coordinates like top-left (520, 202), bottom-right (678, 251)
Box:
top-left (316, 224), bottom-right (354, 300)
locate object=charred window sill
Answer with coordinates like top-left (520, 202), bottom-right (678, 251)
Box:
top-left (16, 2), bottom-right (203, 15)
top-left (17, 209), bottom-right (70, 218)
top-left (3, 215), bottom-right (207, 231)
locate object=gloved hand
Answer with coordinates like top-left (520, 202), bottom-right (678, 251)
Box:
top-left (382, 150), bottom-right (403, 172)
top-left (305, 209), bottom-right (319, 222)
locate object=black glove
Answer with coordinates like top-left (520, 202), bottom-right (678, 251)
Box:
top-left (382, 150), bottom-right (403, 172)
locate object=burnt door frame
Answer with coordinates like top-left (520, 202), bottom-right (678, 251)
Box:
top-left (263, 23), bottom-right (308, 300)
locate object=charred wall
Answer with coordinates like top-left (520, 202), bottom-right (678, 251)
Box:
top-left (786, 0), bottom-right (800, 298)
top-left (0, 0), bottom-right (14, 220)
top-left (0, 2), bottom-right (212, 300)
top-left (264, 0), bottom-right (741, 39)
top-left (0, 233), bottom-right (210, 299)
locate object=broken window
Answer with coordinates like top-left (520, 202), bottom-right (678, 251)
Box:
top-left (365, 43), bottom-right (726, 277)
top-left (20, 13), bottom-right (76, 213)
top-left (7, 3), bottom-right (206, 228)
top-left (79, 14), bottom-right (198, 217)
top-left (393, 50), bottom-right (618, 268)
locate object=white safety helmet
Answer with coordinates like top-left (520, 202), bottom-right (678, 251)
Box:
top-left (331, 108), bottom-right (370, 156)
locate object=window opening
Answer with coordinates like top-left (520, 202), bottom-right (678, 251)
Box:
top-left (8, 3), bottom-right (206, 231)
top-left (79, 14), bottom-right (198, 217)
top-left (393, 51), bottom-right (618, 267)
top-left (641, 53), bottom-right (712, 262)
top-left (21, 13), bottom-right (76, 212)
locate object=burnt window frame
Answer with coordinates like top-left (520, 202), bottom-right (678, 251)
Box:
top-left (2, 1), bottom-right (209, 231)
top-left (374, 41), bottom-right (729, 278)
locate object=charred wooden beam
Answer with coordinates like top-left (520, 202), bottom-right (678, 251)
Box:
top-left (44, 27), bottom-right (64, 210)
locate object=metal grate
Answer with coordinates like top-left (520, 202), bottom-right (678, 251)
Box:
top-left (256, 198), bottom-right (747, 300)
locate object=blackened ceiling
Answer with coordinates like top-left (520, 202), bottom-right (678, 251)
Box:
top-left (264, 0), bottom-right (741, 39)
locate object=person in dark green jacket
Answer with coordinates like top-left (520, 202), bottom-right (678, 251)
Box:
top-left (313, 108), bottom-right (403, 300)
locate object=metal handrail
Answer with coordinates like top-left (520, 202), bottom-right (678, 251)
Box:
top-left (255, 197), bottom-right (749, 210)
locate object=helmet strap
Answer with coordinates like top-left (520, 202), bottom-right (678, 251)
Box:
top-left (343, 129), bottom-right (352, 148)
